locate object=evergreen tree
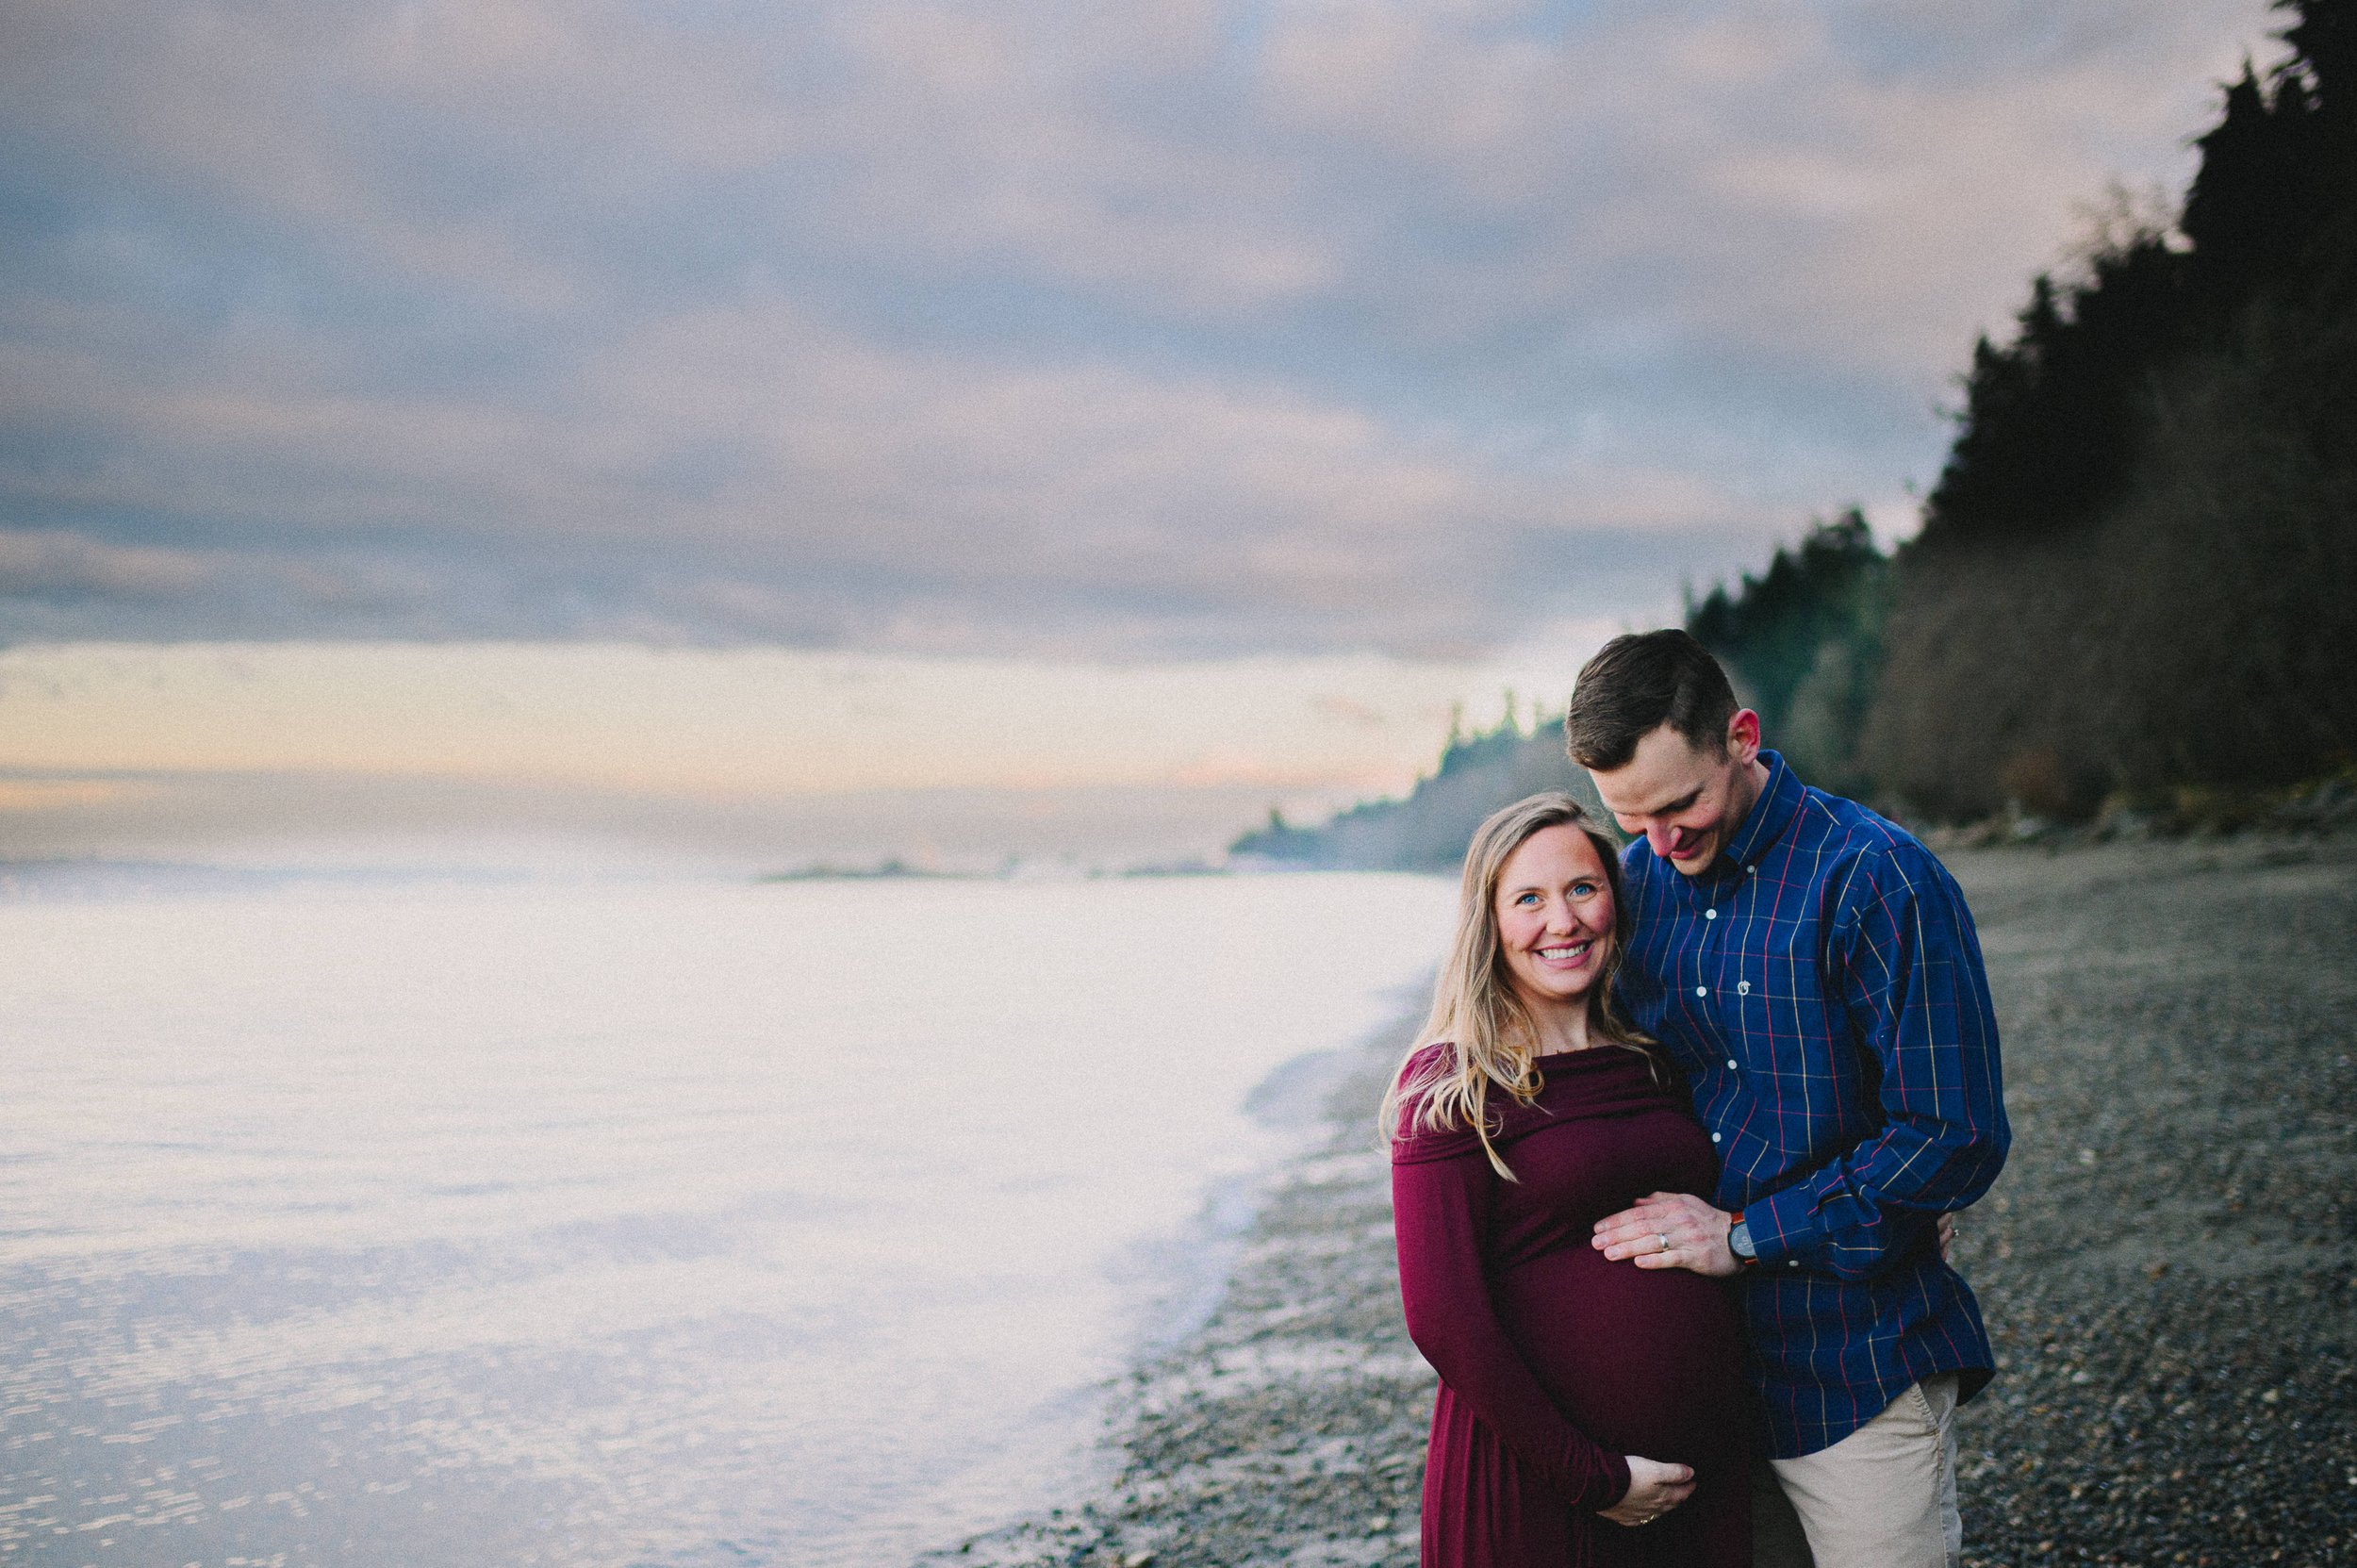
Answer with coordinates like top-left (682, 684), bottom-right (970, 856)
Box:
top-left (1861, 0), bottom-right (2357, 816)
top-left (1687, 508), bottom-right (1887, 792)
top-left (2184, 61), bottom-right (2318, 313)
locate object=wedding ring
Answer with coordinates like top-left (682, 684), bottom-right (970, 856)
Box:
top-left (1657, 1232), bottom-right (1671, 1252)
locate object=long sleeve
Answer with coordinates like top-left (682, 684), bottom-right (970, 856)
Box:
top-left (1745, 842), bottom-right (2011, 1279)
top-left (1392, 1150), bottom-right (1632, 1510)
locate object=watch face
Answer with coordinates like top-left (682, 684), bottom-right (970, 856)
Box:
top-left (1729, 1222), bottom-right (1755, 1258)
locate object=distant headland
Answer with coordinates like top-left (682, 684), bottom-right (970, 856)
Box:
top-left (1228, 704), bottom-right (1605, 873)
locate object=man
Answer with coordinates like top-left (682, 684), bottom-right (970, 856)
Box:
top-left (1566, 628), bottom-right (2008, 1568)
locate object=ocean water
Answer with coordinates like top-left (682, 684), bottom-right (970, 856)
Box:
top-left (0, 870), bottom-right (1452, 1567)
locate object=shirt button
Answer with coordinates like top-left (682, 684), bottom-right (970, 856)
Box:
top-left (1705, 908), bottom-right (1718, 920)
top-left (1788, 1260), bottom-right (1799, 1268)
top-left (1748, 866), bottom-right (1758, 876)
top-left (1694, 984), bottom-right (1707, 997)
top-left (1726, 1059), bottom-right (1738, 1070)
top-left (1710, 1132), bottom-right (1722, 1144)
top-left (1738, 981), bottom-right (1751, 996)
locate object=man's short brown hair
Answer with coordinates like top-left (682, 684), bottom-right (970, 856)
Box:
top-left (1563, 629), bottom-right (1739, 770)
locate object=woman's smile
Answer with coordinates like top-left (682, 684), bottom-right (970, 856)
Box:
top-left (1494, 823), bottom-right (1618, 1014)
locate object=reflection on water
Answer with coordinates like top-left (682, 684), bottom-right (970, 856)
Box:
top-left (0, 872), bottom-right (1447, 1566)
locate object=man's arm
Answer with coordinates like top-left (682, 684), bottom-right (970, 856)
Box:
top-left (1739, 841), bottom-right (2010, 1279)
top-left (1599, 843), bottom-right (2007, 1280)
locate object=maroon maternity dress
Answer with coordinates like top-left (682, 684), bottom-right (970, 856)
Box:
top-left (1391, 1041), bottom-right (1752, 1568)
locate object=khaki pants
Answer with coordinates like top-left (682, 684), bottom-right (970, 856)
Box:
top-left (1753, 1376), bottom-right (1962, 1568)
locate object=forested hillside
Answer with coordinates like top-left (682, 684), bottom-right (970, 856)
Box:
top-left (1686, 507), bottom-right (1887, 799)
top-left (1229, 709), bottom-right (1606, 871)
top-left (1244, 0), bottom-right (2352, 869)
top-left (1705, 0), bottom-right (2354, 821)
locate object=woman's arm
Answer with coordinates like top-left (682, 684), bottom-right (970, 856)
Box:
top-left (1392, 1150), bottom-right (1632, 1510)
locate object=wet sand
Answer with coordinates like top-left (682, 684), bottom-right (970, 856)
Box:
top-left (930, 831), bottom-right (2357, 1568)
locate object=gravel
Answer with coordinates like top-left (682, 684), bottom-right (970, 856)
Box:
top-left (926, 830), bottom-right (2357, 1568)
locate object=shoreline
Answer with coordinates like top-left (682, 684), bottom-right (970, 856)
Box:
top-left (927, 829), bottom-right (2357, 1568)
top-left (921, 1006), bottom-right (1436, 1568)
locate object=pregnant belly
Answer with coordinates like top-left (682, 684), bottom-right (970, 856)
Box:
top-left (1494, 1244), bottom-right (1750, 1463)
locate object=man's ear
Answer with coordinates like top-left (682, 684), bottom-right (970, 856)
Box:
top-left (1726, 708), bottom-right (1762, 766)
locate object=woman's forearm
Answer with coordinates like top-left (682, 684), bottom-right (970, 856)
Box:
top-left (1393, 1154), bottom-right (1632, 1510)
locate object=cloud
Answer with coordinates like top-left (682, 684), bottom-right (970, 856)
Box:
top-left (0, 0), bottom-right (2284, 654)
top-left (0, 530), bottom-right (215, 602)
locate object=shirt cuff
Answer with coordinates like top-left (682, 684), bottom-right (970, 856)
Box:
top-left (1745, 1182), bottom-right (1823, 1268)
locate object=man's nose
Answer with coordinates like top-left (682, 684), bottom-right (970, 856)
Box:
top-left (1645, 823), bottom-right (1676, 858)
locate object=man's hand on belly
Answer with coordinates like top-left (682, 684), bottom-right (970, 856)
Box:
top-left (1592, 1192), bottom-right (1741, 1278)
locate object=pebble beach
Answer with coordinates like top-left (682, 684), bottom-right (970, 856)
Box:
top-left (928, 829), bottom-right (2357, 1568)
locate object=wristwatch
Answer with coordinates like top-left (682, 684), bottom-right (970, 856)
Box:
top-left (1728, 1212), bottom-right (1758, 1266)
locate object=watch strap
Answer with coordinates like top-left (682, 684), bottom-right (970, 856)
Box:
top-left (1729, 1211), bottom-right (1758, 1265)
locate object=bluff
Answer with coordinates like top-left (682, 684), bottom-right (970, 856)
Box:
top-left (1229, 713), bottom-right (1608, 872)
top-left (1697, 0), bottom-right (2356, 821)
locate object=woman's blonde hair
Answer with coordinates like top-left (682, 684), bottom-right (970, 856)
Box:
top-left (1378, 790), bottom-right (1657, 1180)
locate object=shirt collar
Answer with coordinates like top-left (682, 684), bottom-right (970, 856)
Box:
top-left (1720, 748), bottom-right (1802, 874)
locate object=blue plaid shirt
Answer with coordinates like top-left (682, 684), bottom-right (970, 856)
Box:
top-left (1616, 751), bottom-right (2009, 1458)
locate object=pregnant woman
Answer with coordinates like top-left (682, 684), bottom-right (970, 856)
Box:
top-left (1383, 791), bottom-right (1751, 1567)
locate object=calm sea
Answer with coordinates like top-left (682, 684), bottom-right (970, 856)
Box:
top-left (0, 870), bottom-right (1451, 1567)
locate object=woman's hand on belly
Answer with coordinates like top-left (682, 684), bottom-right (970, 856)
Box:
top-left (1597, 1456), bottom-right (1694, 1527)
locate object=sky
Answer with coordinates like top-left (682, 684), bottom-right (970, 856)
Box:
top-left (0, 0), bottom-right (2286, 868)
top-left (0, 635), bottom-right (1605, 867)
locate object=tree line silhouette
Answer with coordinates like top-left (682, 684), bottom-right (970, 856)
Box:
top-left (1231, 701), bottom-right (1610, 870)
top-left (1240, 1), bottom-right (2351, 868)
top-left (1700, 0), bottom-right (2353, 822)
